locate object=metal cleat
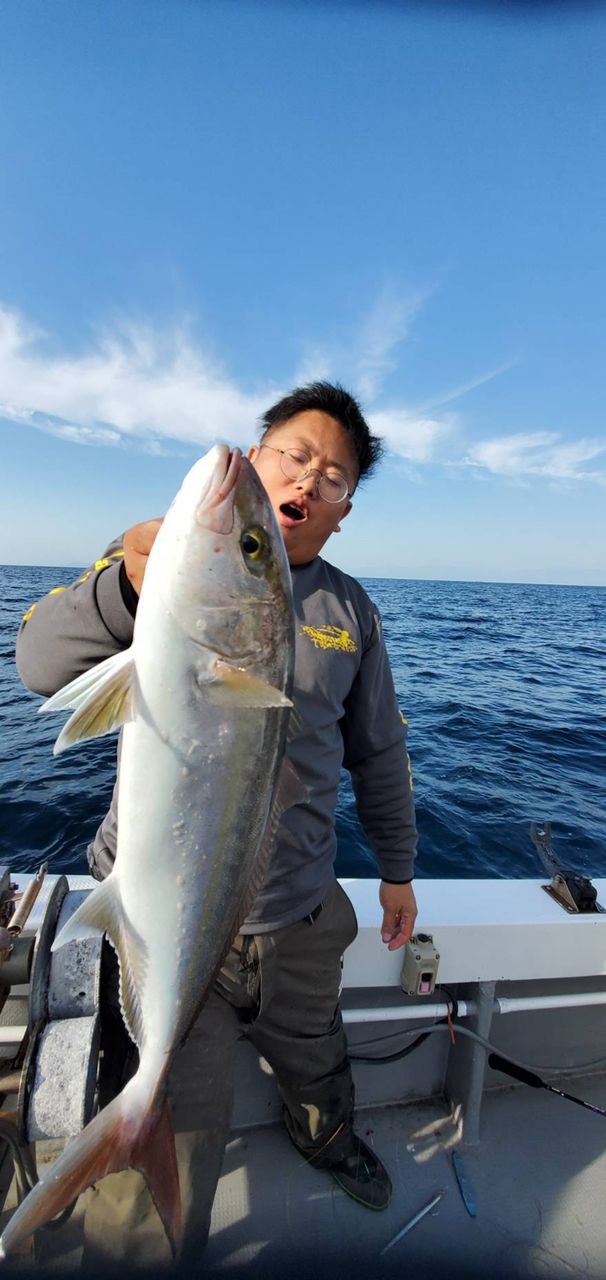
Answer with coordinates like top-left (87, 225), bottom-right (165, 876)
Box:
top-left (530, 821), bottom-right (604, 914)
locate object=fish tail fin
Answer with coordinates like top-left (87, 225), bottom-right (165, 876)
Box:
top-left (0, 1073), bottom-right (181, 1261)
top-left (131, 1088), bottom-right (182, 1255)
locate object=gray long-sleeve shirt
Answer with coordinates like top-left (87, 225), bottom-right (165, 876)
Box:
top-left (16, 544), bottom-right (417, 930)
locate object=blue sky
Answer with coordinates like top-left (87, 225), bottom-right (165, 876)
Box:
top-left (1, 0), bottom-right (605, 584)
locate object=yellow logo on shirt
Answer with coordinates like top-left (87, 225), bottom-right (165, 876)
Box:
top-left (301, 625), bottom-right (357, 653)
top-left (22, 550), bottom-right (125, 621)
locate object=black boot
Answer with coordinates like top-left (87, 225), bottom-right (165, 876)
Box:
top-left (288, 1123), bottom-right (392, 1211)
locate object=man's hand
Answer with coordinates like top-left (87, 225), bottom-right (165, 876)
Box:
top-left (123, 519), bottom-right (163, 598)
top-left (379, 881), bottom-right (417, 951)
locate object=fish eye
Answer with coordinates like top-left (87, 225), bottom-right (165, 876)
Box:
top-left (241, 527), bottom-right (267, 562)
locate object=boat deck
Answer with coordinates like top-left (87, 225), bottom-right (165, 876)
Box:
top-left (3, 1069), bottom-right (604, 1278)
top-left (204, 1072), bottom-right (606, 1279)
top-left (1, 874), bottom-right (605, 1277)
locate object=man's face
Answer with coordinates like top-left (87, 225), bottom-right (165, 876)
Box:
top-left (248, 410), bottom-right (358, 565)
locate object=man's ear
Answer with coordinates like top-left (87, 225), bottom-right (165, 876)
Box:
top-left (247, 446), bottom-right (259, 463)
top-left (334, 500), bottom-right (352, 534)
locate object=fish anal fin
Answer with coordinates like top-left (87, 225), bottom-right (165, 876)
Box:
top-left (52, 877), bottom-right (146, 1048)
top-left (207, 661), bottom-right (292, 709)
top-left (52, 876), bottom-right (119, 948)
top-left (114, 912), bottom-right (148, 1048)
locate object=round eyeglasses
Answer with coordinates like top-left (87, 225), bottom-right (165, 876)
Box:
top-left (259, 444), bottom-right (352, 503)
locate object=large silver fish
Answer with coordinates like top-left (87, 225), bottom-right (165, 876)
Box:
top-left (1, 445), bottom-right (296, 1259)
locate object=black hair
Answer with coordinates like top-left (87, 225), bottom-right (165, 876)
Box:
top-left (259, 381), bottom-right (383, 483)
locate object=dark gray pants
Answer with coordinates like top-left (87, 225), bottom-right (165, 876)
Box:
top-left (81, 879), bottom-right (358, 1267)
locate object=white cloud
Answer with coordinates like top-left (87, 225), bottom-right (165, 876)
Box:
top-left (371, 407), bottom-right (457, 463)
top-left (4, 407), bottom-right (124, 448)
top-left (2, 297), bottom-right (601, 490)
top-left (351, 285), bottom-right (432, 402)
top-left (0, 306), bottom-right (279, 449)
top-left (293, 284), bottom-right (434, 402)
top-left (465, 431), bottom-right (606, 483)
top-left (0, 294), bottom-right (453, 467)
top-left (418, 358), bottom-right (520, 413)
top-left (293, 343), bottom-right (335, 387)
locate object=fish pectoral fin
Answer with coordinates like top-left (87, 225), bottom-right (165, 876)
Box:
top-left (40, 648), bottom-right (137, 754)
top-left (206, 660), bottom-right (293, 709)
top-left (53, 875), bottom-right (146, 1047)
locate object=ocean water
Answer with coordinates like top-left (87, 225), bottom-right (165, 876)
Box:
top-left (1, 564), bottom-right (605, 881)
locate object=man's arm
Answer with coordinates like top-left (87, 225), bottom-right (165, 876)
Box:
top-left (16, 521), bottom-right (162, 696)
top-left (341, 608), bottom-right (418, 950)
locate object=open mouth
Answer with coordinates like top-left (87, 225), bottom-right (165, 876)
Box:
top-left (280, 502), bottom-right (306, 523)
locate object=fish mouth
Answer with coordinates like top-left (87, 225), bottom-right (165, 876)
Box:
top-left (196, 447), bottom-right (243, 534)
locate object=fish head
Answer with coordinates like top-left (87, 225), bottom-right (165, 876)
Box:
top-left (151, 445), bottom-right (294, 680)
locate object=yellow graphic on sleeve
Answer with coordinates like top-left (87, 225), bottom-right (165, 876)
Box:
top-left (22, 586), bottom-right (66, 622)
top-left (22, 551), bottom-right (122, 622)
top-left (301, 625), bottom-right (357, 653)
top-left (94, 552), bottom-right (123, 571)
top-left (400, 712), bottom-right (413, 790)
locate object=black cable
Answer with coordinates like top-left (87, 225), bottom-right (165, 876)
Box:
top-left (349, 985), bottom-right (458, 1064)
top-left (0, 1119), bottom-right (77, 1232)
top-left (347, 989), bottom-right (606, 1124)
top-left (0, 1119), bottom-right (38, 1201)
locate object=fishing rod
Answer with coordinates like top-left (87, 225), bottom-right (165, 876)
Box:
top-left (488, 1053), bottom-right (606, 1119)
top-left (350, 1022), bottom-right (606, 1117)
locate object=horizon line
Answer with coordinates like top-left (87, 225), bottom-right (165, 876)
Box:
top-left (1, 563), bottom-right (604, 591)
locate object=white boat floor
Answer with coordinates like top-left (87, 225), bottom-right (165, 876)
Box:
top-left (205, 1074), bottom-right (606, 1280)
top-left (1, 1074), bottom-right (605, 1277)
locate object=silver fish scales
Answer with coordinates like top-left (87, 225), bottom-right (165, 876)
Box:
top-left (1, 445), bottom-right (296, 1259)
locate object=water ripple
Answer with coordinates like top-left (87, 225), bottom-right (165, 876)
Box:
top-left (1, 566), bottom-right (605, 880)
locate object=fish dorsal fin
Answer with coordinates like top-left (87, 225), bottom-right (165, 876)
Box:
top-left (257, 755), bottom-right (309, 868)
top-left (206, 661), bottom-right (293, 709)
top-left (178, 755), bottom-right (308, 1048)
top-left (52, 874), bottom-right (147, 1047)
top-left (236, 756), bottom-right (309, 927)
top-left (286, 700), bottom-right (304, 742)
top-left (39, 649), bottom-right (137, 754)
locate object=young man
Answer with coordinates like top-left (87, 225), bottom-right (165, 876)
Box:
top-left (16, 382), bottom-right (417, 1265)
